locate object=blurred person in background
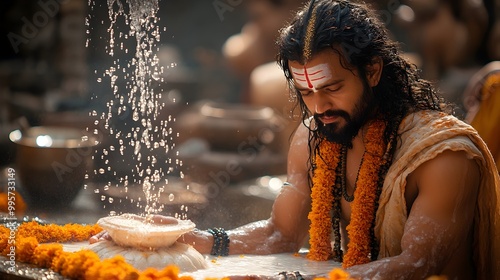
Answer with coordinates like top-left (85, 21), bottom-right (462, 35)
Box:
top-left (396, 0), bottom-right (499, 116)
top-left (222, 0), bottom-right (306, 103)
top-left (463, 61), bottom-right (500, 172)
top-left (223, 0), bottom-right (307, 155)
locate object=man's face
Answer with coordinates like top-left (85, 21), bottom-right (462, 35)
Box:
top-left (289, 49), bottom-right (375, 144)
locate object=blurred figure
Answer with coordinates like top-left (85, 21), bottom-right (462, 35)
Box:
top-left (485, 0), bottom-right (500, 61)
top-left (464, 61), bottom-right (500, 171)
top-left (222, 0), bottom-right (306, 102)
top-left (398, 0), bottom-right (490, 80)
top-left (223, 0), bottom-right (307, 155)
top-left (395, 0), bottom-right (500, 118)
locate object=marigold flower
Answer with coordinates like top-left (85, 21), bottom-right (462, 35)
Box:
top-left (0, 220), bottom-right (198, 280)
top-left (15, 236), bottom-right (38, 263)
top-left (307, 120), bottom-right (387, 268)
top-left (328, 268), bottom-right (351, 280)
top-left (32, 243), bottom-right (63, 267)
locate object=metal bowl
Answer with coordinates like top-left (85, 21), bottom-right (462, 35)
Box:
top-left (9, 126), bottom-right (99, 209)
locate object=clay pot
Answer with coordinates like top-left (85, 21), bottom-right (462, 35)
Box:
top-left (9, 126), bottom-right (98, 209)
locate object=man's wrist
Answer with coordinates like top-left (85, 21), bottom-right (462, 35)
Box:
top-left (207, 227), bottom-right (230, 256)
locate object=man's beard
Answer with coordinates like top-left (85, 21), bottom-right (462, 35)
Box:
top-left (314, 87), bottom-right (374, 146)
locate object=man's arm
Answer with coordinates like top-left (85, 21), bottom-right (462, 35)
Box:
top-left (180, 123), bottom-right (312, 255)
top-left (347, 150), bottom-right (480, 279)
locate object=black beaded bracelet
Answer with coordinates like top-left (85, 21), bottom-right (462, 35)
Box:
top-left (278, 271), bottom-right (305, 280)
top-left (207, 227), bottom-right (229, 256)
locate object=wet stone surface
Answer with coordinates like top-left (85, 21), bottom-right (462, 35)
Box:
top-left (0, 257), bottom-right (67, 280)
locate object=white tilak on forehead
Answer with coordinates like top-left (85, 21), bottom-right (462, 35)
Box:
top-left (290, 64), bottom-right (332, 92)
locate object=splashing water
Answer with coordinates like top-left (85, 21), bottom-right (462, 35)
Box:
top-left (86, 0), bottom-right (179, 216)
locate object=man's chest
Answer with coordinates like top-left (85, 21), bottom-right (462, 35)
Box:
top-left (338, 170), bottom-right (419, 226)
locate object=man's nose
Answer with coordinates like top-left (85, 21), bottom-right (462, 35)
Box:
top-left (312, 92), bottom-right (332, 115)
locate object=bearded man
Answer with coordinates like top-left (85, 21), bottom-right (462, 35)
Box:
top-left (92, 1), bottom-right (500, 279)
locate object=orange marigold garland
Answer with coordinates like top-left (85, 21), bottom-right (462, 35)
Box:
top-left (84, 254), bottom-right (139, 280)
top-left (307, 140), bottom-right (342, 261)
top-left (32, 243), bottom-right (64, 268)
top-left (0, 226), bottom-right (10, 255)
top-left (307, 119), bottom-right (388, 268)
top-left (343, 120), bottom-right (386, 267)
top-left (16, 221), bottom-right (102, 243)
top-left (0, 221), bottom-right (201, 280)
top-left (15, 236), bottom-right (38, 263)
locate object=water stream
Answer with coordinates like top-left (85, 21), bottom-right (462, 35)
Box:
top-left (86, 0), bottom-right (183, 217)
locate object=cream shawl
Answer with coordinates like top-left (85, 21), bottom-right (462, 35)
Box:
top-left (375, 111), bottom-right (500, 279)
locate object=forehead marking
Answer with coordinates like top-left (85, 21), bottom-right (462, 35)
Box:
top-left (304, 66), bottom-right (314, 89)
top-left (291, 65), bottom-right (330, 90)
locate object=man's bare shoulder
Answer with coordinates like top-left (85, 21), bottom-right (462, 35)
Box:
top-left (415, 149), bottom-right (480, 189)
top-left (287, 121), bottom-right (311, 167)
top-left (407, 149), bottom-right (480, 223)
top-left (282, 121), bottom-right (312, 198)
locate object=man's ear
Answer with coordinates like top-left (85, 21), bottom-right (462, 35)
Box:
top-left (365, 56), bottom-right (383, 87)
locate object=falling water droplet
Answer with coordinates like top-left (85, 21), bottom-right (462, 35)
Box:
top-left (89, 0), bottom-right (182, 215)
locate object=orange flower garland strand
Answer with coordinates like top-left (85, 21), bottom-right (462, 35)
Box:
top-left (307, 140), bottom-right (342, 261)
top-left (343, 120), bottom-right (386, 267)
top-left (16, 221), bottom-right (103, 244)
top-left (0, 221), bottom-right (191, 280)
top-left (307, 120), bottom-right (387, 268)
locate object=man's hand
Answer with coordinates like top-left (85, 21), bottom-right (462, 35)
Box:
top-left (89, 230), bottom-right (111, 244)
top-left (177, 229), bottom-right (213, 254)
top-left (144, 214), bottom-right (179, 225)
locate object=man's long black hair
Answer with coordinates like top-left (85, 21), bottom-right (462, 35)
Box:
top-left (277, 0), bottom-right (450, 168)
